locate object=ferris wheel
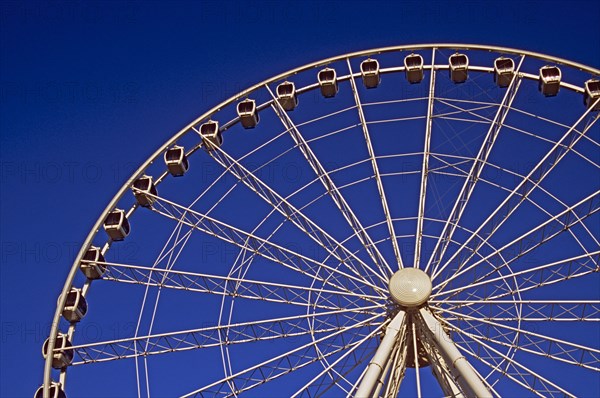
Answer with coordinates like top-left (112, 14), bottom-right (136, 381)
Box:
top-left (40, 44), bottom-right (600, 398)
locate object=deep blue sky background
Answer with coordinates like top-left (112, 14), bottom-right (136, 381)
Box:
top-left (1, 1), bottom-right (599, 397)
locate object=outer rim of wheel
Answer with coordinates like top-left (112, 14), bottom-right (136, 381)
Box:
top-left (43, 43), bottom-right (600, 396)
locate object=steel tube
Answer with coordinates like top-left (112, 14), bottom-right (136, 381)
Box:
top-left (420, 309), bottom-right (492, 398)
top-left (355, 310), bottom-right (406, 398)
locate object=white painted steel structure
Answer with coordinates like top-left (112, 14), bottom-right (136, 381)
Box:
top-left (42, 44), bottom-right (600, 397)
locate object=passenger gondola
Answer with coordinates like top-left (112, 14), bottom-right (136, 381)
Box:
top-left (538, 66), bottom-right (561, 97)
top-left (103, 209), bottom-right (130, 241)
top-left (237, 99), bottom-right (260, 129)
top-left (494, 57), bottom-right (515, 88)
top-left (449, 53), bottom-right (469, 83)
top-left (164, 145), bottom-right (189, 177)
top-left (59, 288), bottom-right (87, 323)
top-left (34, 382), bottom-right (67, 398)
top-left (404, 53), bottom-right (424, 84)
top-left (42, 334), bottom-right (73, 369)
top-left (276, 81), bottom-right (298, 111)
top-left (132, 175), bottom-right (157, 207)
top-left (200, 120), bottom-right (222, 151)
top-left (360, 59), bottom-right (380, 89)
top-left (80, 246), bottom-right (106, 279)
top-left (318, 68), bottom-right (339, 98)
top-left (584, 79), bottom-right (600, 110)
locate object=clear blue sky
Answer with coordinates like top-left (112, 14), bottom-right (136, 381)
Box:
top-left (1, 1), bottom-right (599, 397)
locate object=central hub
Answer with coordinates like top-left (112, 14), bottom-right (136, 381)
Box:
top-left (388, 268), bottom-right (432, 307)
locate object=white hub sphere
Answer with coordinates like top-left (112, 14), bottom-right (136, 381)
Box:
top-left (388, 268), bottom-right (432, 307)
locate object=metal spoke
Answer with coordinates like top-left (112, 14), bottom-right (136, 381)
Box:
top-left (424, 153), bottom-right (598, 255)
top-left (290, 325), bottom-right (378, 397)
top-left (181, 314), bottom-right (383, 397)
top-left (346, 58), bottom-right (404, 269)
top-left (147, 191), bottom-right (387, 297)
top-left (426, 56), bottom-right (524, 275)
top-left (433, 251), bottom-right (599, 300)
top-left (433, 108), bottom-right (599, 281)
top-left (452, 326), bottom-right (577, 397)
top-left (438, 307), bottom-right (600, 371)
top-left (266, 84), bottom-right (394, 277)
top-left (194, 127), bottom-right (388, 288)
top-left (435, 190), bottom-right (600, 292)
top-left (415, 49), bottom-right (436, 270)
top-left (433, 299), bottom-right (600, 322)
top-left (98, 260), bottom-right (382, 309)
top-left (62, 306), bottom-right (383, 365)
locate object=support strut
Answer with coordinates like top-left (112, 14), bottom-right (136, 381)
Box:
top-left (419, 309), bottom-right (492, 398)
top-left (355, 310), bottom-right (406, 397)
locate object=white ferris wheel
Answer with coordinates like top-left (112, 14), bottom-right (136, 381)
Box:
top-left (40, 44), bottom-right (600, 398)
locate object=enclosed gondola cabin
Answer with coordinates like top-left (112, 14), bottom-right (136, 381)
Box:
top-left (80, 246), bottom-right (106, 279)
top-left (34, 382), bottom-right (67, 398)
top-left (494, 57), bottom-right (515, 88)
top-left (276, 81), bottom-right (298, 111)
top-left (404, 54), bottom-right (424, 84)
top-left (584, 79), bottom-right (600, 111)
top-left (237, 99), bottom-right (259, 129)
top-left (538, 66), bottom-right (561, 96)
top-left (200, 120), bottom-right (222, 151)
top-left (318, 68), bottom-right (339, 98)
top-left (59, 288), bottom-right (87, 323)
top-left (42, 334), bottom-right (73, 369)
top-left (132, 175), bottom-right (157, 207)
top-left (449, 53), bottom-right (469, 84)
top-left (103, 209), bottom-right (130, 241)
top-left (164, 145), bottom-right (189, 177)
top-left (360, 59), bottom-right (380, 89)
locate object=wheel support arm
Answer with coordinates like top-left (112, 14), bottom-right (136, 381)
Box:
top-left (420, 309), bottom-right (492, 398)
top-left (355, 310), bottom-right (406, 397)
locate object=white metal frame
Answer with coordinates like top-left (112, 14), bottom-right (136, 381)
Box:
top-left (43, 44), bottom-right (600, 398)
